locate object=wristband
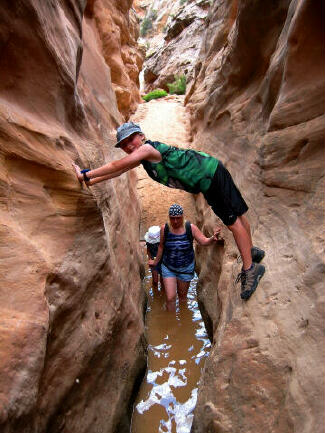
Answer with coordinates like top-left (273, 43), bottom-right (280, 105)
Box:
top-left (81, 169), bottom-right (90, 182)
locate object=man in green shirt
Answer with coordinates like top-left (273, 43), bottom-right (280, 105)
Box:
top-left (73, 122), bottom-right (265, 300)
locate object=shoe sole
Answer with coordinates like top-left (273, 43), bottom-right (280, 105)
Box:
top-left (240, 266), bottom-right (265, 301)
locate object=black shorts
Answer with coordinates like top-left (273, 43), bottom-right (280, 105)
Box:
top-left (203, 161), bottom-right (248, 226)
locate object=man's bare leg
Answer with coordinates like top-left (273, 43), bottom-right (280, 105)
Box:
top-left (238, 215), bottom-right (253, 249)
top-left (228, 218), bottom-right (252, 270)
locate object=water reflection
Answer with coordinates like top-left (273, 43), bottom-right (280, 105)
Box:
top-left (131, 270), bottom-right (211, 433)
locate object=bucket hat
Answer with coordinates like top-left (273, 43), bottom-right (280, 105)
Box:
top-left (144, 226), bottom-right (160, 244)
top-left (115, 122), bottom-right (143, 148)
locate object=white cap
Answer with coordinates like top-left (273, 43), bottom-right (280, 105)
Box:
top-left (144, 226), bottom-right (160, 244)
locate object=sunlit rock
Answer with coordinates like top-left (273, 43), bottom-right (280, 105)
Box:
top-left (86, 0), bottom-right (144, 118)
top-left (137, 0), bottom-right (210, 92)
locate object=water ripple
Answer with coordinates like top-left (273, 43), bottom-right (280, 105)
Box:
top-left (132, 273), bottom-right (211, 433)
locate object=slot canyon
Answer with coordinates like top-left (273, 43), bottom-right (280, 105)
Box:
top-left (0, 1), bottom-right (324, 432)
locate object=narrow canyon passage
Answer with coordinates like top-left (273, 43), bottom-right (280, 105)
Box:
top-left (131, 268), bottom-right (210, 432)
top-left (131, 96), bottom-right (198, 237)
top-left (130, 97), bottom-right (210, 431)
top-left (0, 1), bottom-right (323, 432)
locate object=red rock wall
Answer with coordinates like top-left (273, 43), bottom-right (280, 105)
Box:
top-left (0, 1), bottom-right (145, 432)
top-left (186, 0), bottom-right (325, 432)
top-left (139, 0), bottom-right (210, 93)
top-left (86, 0), bottom-right (144, 118)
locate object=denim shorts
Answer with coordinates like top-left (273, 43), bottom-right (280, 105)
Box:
top-left (161, 260), bottom-right (195, 282)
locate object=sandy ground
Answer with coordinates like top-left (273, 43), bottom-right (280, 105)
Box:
top-left (131, 96), bottom-right (198, 239)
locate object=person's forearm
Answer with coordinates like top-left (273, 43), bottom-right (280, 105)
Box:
top-left (199, 236), bottom-right (214, 246)
top-left (88, 161), bottom-right (120, 179)
top-left (88, 169), bottom-right (125, 185)
top-left (87, 148), bottom-right (145, 180)
top-left (193, 224), bottom-right (220, 246)
top-left (153, 245), bottom-right (163, 265)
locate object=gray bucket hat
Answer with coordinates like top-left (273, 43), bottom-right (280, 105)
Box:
top-left (115, 122), bottom-right (143, 148)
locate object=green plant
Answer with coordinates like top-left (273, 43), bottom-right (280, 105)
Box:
top-left (142, 89), bottom-right (168, 102)
top-left (140, 17), bottom-right (153, 37)
top-left (150, 9), bottom-right (157, 20)
top-left (180, 0), bottom-right (187, 5)
top-left (140, 9), bottom-right (158, 37)
top-left (167, 74), bottom-right (186, 95)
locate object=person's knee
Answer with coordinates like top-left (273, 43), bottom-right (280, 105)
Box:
top-left (227, 216), bottom-right (239, 231)
top-left (166, 293), bottom-right (176, 303)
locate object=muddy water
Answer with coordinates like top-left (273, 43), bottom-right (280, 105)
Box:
top-left (131, 270), bottom-right (211, 433)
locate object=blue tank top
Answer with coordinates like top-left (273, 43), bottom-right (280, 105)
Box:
top-left (163, 230), bottom-right (194, 269)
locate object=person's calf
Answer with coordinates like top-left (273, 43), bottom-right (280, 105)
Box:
top-left (228, 219), bottom-right (253, 270)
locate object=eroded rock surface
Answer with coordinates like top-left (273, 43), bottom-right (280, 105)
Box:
top-left (0, 1), bottom-right (145, 432)
top-left (185, 0), bottom-right (325, 432)
top-left (85, 0), bottom-right (144, 119)
top-left (137, 0), bottom-right (210, 92)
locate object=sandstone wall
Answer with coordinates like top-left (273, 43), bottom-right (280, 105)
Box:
top-left (0, 1), bottom-right (145, 432)
top-left (137, 0), bottom-right (210, 93)
top-left (185, 0), bottom-right (325, 432)
top-left (86, 0), bottom-right (144, 119)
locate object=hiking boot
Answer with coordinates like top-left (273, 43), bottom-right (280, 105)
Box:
top-left (236, 263), bottom-right (265, 301)
top-left (251, 246), bottom-right (265, 263)
top-left (237, 246), bottom-right (265, 264)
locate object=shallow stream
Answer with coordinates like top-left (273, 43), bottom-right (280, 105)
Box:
top-left (131, 268), bottom-right (211, 433)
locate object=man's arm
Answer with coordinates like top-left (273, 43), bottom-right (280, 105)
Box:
top-left (88, 144), bottom-right (161, 180)
top-left (87, 166), bottom-right (132, 185)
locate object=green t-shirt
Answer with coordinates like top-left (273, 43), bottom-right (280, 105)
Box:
top-left (141, 140), bottom-right (218, 194)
